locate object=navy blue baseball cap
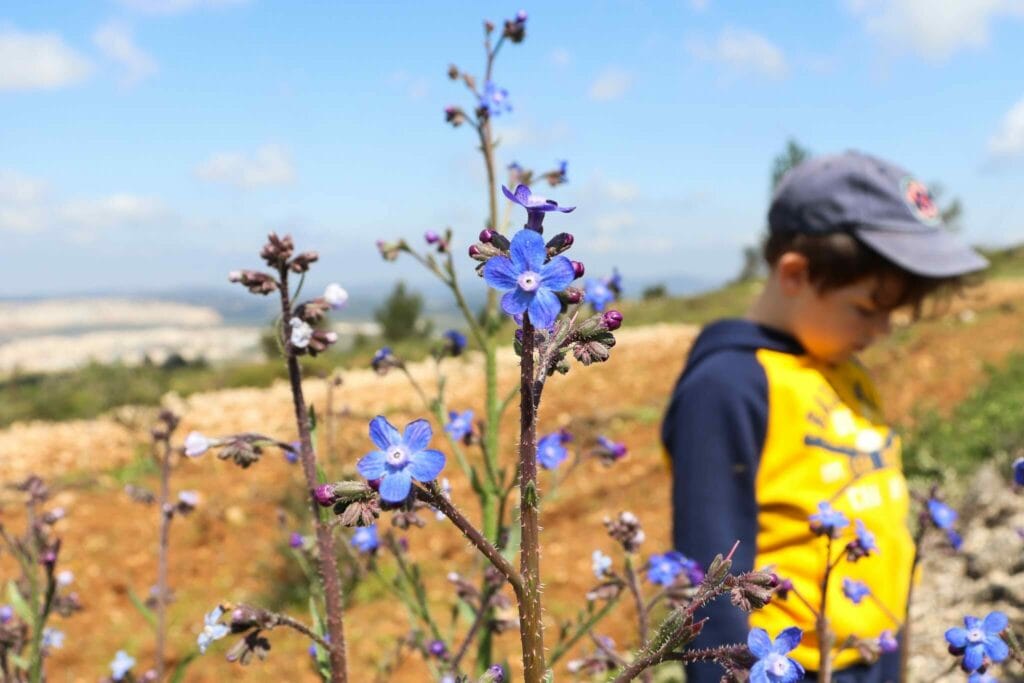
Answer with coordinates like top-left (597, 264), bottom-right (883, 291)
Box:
top-left (768, 151), bottom-right (988, 277)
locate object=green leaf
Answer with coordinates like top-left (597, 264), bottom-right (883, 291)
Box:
top-left (9, 653), bottom-right (28, 671)
top-left (309, 404), bottom-right (318, 432)
top-left (169, 652), bottom-right (199, 683)
top-left (127, 588), bottom-right (157, 631)
top-left (6, 581), bottom-right (32, 622)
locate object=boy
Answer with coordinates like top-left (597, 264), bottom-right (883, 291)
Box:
top-left (661, 151), bottom-right (987, 682)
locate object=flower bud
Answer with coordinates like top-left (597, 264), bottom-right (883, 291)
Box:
top-left (479, 228), bottom-right (496, 243)
top-left (484, 20), bottom-right (495, 33)
top-left (314, 484), bottom-right (338, 507)
top-left (425, 230), bottom-right (441, 244)
top-left (545, 232), bottom-right (574, 256)
top-left (444, 106), bottom-right (466, 127)
top-left (289, 250), bottom-right (319, 273)
top-left (572, 261), bottom-right (585, 278)
top-left (601, 310), bottom-right (623, 331)
top-left (260, 232), bottom-right (294, 268)
top-left (289, 532), bottom-right (304, 549)
top-left (428, 640), bottom-right (448, 658)
top-left (447, 64), bottom-right (459, 80)
top-left (479, 664), bottom-right (505, 683)
top-left (563, 287), bottom-right (583, 304)
top-left (468, 244), bottom-right (483, 259)
top-left (376, 239), bottom-right (407, 261)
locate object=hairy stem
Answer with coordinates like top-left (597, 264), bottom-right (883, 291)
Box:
top-left (624, 558), bottom-right (652, 683)
top-left (155, 437), bottom-right (172, 680)
top-left (818, 536), bottom-right (835, 683)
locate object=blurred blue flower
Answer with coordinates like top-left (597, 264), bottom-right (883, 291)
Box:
top-left (284, 440), bottom-right (300, 464)
top-left (445, 410), bottom-right (474, 441)
top-left (357, 416), bottom-right (446, 503)
top-left (969, 673), bottom-right (999, 683)
top-left (878, 630), bottom-right (899, 653)
top-left (1014, 457), bottom-right (1024, 486)
top-left (501, 183), bottom-right (575, 232)
top-left (289, 532), bottom-right (304, 549)
top-left (947, 529), bottom-right (963, 551)
top-left (928, 499), bottom-right (957, 530)
top-left (592, 550), bottom-right (612, 578)
top-left (0, 605), bottom-right (11, 624)
top-left (854, 520), bottom-right (877, 553)
top-left (184, 431), bottom-right (211, 458)
top-left (842, 578), bottom-right (870, 604)
top-left (747, 627), bottom-right (804, 683)
top-left (351, 525), bottom-right (379, 553)
top-left (483, 228), bottom-right (575, 329)
top-left (809, 501), bottom-right (849, 537)
top-left (585, 279), bottom-right (614, 312)
top-left (946, 611), bottom-right (1009, 672)
top-left (480, 81), bottom-right (512, 116)
top-left (197, 606), bottom-right (229, 654)
top-left (110, 650), bottom-right (135, 681)
top-left (442, 329), bottom-right (467, 356)
top-left (537, 432), bottom-right (569, 470)
top-left (41, 628), bottom-right (64, 650)
top-left (646, 551), bottom-right (702, 586)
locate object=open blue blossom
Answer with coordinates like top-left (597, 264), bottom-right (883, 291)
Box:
top-left (809, 501), bottom-right (849, 537)
top-left (442, 329), bottom-right (467, 356)
top-left (445, 410), bottom-right (474, 441)
top-left (842, 578), bottom-right (870, 604)
top-left (646, 551), bottom-right (702, 586)
top-left (357, 416), bottom-right (446, 503)
top-left (483, 228), bottom-right (576, 329)
top-left (946, 612), bottom-right (1009, 672)
top-left (585, 278), bottom-right (615, 312)
top-left (878, 630), bottom-right (899, 653)
top-left (747, 627), bottom-right (804, 683)
top-left (197, 606), bottom-right (230, 654)
top-left (537, 431), bottom-right (569, 470)
top-left (854, 520), bottom-right (877, 552)
top-left (109, 650), bottom-right (135, 681)
top-left (480, 81), bottom-right (511, 116)
top-left (969, 673), bottom-right (999, 683)
top-left (928, 499), bottom-right (957, 530)
top-left (501, 183), bottom-right (575, 232)
top-left (351, 525), bottom-right (379, 553)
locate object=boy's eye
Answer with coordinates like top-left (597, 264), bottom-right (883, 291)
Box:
top-left (853, 304), bottom-right (877, 317)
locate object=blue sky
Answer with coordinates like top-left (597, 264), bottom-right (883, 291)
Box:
top-left (4, 0), bottom-right (1024, 299)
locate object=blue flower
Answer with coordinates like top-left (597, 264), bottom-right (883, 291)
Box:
top-left (646, 551), bottom-right (701, 586)
top-left (289, 532), bottom-right (304, 549)
top-left (0, 605), bottom-right (11, 623)
top-left (878, 630), bottom-right (899, 653)
top-left (584, 278), bottom-right (615, 312)
top-left (197, 606), bottom-right (229, 654)
top-left (809, 501), bottom-right (849, 537)
top-left (357, 416), bottom-right (446, 503)
top-left (537, 432), bottom-right (569, 470)
top-left (480, 81), bottom-right (512, 116)
top-left (946, 612), bottom-right (1009, 672)
top-left (947, 529), bottom-right (963, 551)
top-left (442, 329), bottom-right (467, 356)
top-left (109, 650), bottom-right (135, 681)
top-left (445, 410), bottom-right (474, 441)
top-left (351, 525), bottom-right (379, 553)
top-left (41, 628), bottom-right (64, 650)
top-left (842, 578), bottom-right (870, 604)
top-left (284, 440), bottom-right (300, 464)
top-left (1014, 457), bottom-right (1024, 486)
top-left (371, 346), bottom-right (399, 374)
top-left (606, 267), bottom-right (622, 293)
top-left (969, 673), bottom-right (999, 683)
top-left (928, 499), bottom-right (957, 530)
top-left (592, 550), bottom-right (612, 578)
top-left (747, 627), bottom-right (804, 683)
top-left (846, 519), bottom-right (879, 561)
top-left (483, 228), bottom-right (576, 329)
top-left (501, 183), bottom-right (575, 232)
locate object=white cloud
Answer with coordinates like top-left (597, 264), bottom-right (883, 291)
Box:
top-left (847, 0), bottom-right (1024, 62)
top-left (0, 170), bottom-right (48, 233)
top-left (0, 27), bottom-right (93, 91)
top-left (687, 27), bottom-right (788, 80)
top-left (117, 0), bottom-right (249, 14)
top-left (60, 194), bottom-right (166, 231)
top-left (596, 211), bottom-right (639, 234)
top-left (93, 22), bottom-right (157, 86)
top-left (195, 144), bottom-right (296, 188)
top-left (988, 97), bottom-right (1024, 159)
top-left (588, 67), bottom-right (634, 101)
top-left (550, 48), bottom-right (571, 68)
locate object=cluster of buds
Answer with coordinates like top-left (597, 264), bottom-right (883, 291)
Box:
top-left (376, 238), bottom-right (408, 261)
top-left (228, 269), bottom-right (277, 295)
top-left (604, 511), bottom-right (645, 553)
top-left (566, 311), bottom-right (622, 366)
top-left (502, 9), bottom-right (527, 43)
top-left (150, 409), bottom-right (180, 442)
top-left (288, 250), bottom-right (318, 273)
top-left (287, 317), bottom-right (338, 357)
top-left (727, 570), bottom-right (778, 611)
top-left (185, 431), bottom-right (293, 469)
top-left (444, 106), bottom-right (467, 127)
top-left (314, 481), bottom-right (380, 527)
top-left (259, 232), bottom-right (294, 269)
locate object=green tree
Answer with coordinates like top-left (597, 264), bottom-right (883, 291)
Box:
top-left (374, 281), bottom-right (431, 342)
top-left (771, 137), bottom-right (812, 191)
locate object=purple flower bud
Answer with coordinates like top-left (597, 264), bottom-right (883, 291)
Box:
top-left (428, 639), bottom-right (447, 658)
top-left (571, 261), bottom-right (585, 278)
top-left (313, 484), bottom-right (337, 507)
top-left (516, 9), bottom-right (527, 22)
top-left (479, 228), bottom-right (496, 243)
top-left (602, 310), bottom-right (623, 331)
top-left (0, 605), bottom-right (12, 623)
top-left (425, 230), bottom-right (441, 244)
top-left (289, 532), bottom-right (304, 549)
top-left (564, 287), bottom-right (583, 304)
top-left (483, 664), bottom-right (505, 682)
top-left (468, 244), bottom-right (482, 258)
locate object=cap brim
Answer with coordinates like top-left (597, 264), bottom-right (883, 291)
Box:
top-left (854, 226), bottom-right (989, 278)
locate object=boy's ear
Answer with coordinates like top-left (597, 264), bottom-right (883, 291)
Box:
top-left (775, 252), bottom-right (810, 296)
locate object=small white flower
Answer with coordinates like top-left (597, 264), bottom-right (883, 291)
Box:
top-left (289, 317), bottom-right (313, 348)
top-left (592, 550), bottom-right (612, 579)
top-left (178, 490), bottom-right (200, 508)
top-left (110, 650), bottom-right (136, 680)
top-left (323, 283), bottom-right (349, 310)
top-left (56, 570), bottom-right (74, 587)
top-left (197, 606), bottom-right (229, 654)
top-left (184, 431), bottom-right (211, 458)
top-left (42, 628), bottom-right (64, 650)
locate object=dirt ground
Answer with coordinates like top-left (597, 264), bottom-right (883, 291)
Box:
top-left (1, 279), bottom-right (1022, 682)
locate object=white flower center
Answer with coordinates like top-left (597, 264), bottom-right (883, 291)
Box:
top-left (387, 446), bottom-right (410, 467)
top-left (765, 653), bottom-right (788, 675)
top-left (967, 628), bottom-right (984, 643)
top-left (517, 271), bottom-right (540, 292)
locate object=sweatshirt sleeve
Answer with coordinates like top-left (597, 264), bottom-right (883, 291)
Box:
top-left (661, 349), bottom-right (768, 682)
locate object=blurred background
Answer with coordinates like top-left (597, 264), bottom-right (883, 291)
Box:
top-left (3, 1), bottom-right (1024, 681)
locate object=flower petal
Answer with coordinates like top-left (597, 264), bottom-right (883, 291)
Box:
top-left (962, 643), bottom-right (984, 672)
top-left (403, 419), bottom-right (433, 452)
top-left (509, 228), bottom-right (545, 272)
top-left (409, 448), bottom-right (446, 482)
top-left (502, 288), bottom-right (533, 316)
top-left (984, 611), bottom-right (1009, 634)
top-left (484, 255), bottom-right (520, 291)
top-left (512, 184), bottom-right (532, 206)
top-left (369, 415), bottom-right (401, 449)
top-left (357, 450), bottom-right (386, 480)
top-left (205, 606), bottom-right (223, 625)
top-left (555, 204), bottom-right (576, 214)
top-left (527, 287), bottom-right (561, 329)
top-left (379, 470), bottom-right (413, 503)
top-left (502, 184), bottom-right (520, 206)
top-left (747, 628), bottom-right (772, 658)
top-left (773, 627), bottom-right (803, 654)
top-left (539, 255), bottom-right (575, 292)
top-left (964, 616), bottom-right (981, 631)
top-left (945, 627), bottom-right (969, 648)
top-left (749, 660), bottom-right (769, 683)
top-left (984, 634), bottom-right (1009, 663)
top-left (210, 624), bottom-right (229, 640)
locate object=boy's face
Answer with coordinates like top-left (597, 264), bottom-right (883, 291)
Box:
top-left (788, 271), bottom-right (899, 365)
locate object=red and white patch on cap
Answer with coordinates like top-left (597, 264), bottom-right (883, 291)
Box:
top-left (901, 177), bottom-right (941, 226)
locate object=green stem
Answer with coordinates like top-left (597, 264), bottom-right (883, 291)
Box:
top-left (548, 592), bottom-right (623, 665)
